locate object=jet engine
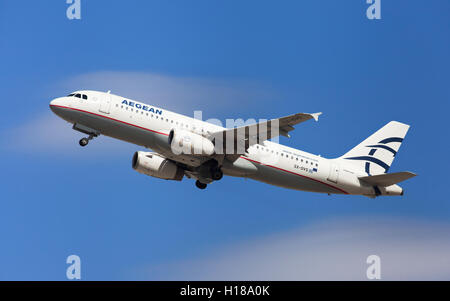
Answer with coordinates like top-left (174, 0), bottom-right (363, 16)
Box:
top-left (168, 129), bottom-right (215, 156)
top-left (132, 151), bottom-right (184, 181)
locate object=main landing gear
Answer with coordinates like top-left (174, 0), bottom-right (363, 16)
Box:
top-left (194, 168), bottom-right (222, 190)
top-left (211, 167), bottom-right (223, 181)
top-left (194, 161), bottom-right (223, 189)
top-left (79, 134), bottom-right (95, 147)
top-left (195, 180), bottom-right (207, 190)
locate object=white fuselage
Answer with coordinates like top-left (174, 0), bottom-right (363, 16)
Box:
top-left (49, 90), bottom-right (403, 197)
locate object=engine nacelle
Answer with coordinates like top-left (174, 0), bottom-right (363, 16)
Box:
top-left (168, 129), bottom-right (215, 156)
top-left (132, 151), bottom-right (184, 181)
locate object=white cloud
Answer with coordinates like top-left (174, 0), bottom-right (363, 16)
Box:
top-left (0, 111), bottom-right (136, 156)
top-left (132, 218), bottom-right (450, 280)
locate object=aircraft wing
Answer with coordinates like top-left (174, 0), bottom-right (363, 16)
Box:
top-left (210, 112), bottom-right (322, 154)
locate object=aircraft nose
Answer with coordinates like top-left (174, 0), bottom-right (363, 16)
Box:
top-left (50, 97), bottom-right (63, 107)
top-left (49, 97), bottom-right (66, 115)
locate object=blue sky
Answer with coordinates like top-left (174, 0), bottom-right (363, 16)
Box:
top-left (0, 1), bottom-right (449, 280)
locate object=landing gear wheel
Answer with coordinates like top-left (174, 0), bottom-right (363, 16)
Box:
top-left (195, 180), bottom-right (207, 190)
top-left (79, 138), bottom-right (89, 147)
top-left (211, 169), bottom-right (223, 181)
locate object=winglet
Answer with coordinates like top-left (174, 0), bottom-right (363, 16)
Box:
top-left (311, 112), bottom-right (322, 122)
top-left (279, 129), bottom-right (291, 138)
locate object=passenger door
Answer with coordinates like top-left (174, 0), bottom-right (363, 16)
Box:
top-left (99, 94), bottom-right (111, 114)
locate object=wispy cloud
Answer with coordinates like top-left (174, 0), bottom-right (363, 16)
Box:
top-left (0, 111), bottom-right (136, 156)
top-left (131, 218), bottom-right (450, 280)
top-left (3, 71), bottom-right (277, 154)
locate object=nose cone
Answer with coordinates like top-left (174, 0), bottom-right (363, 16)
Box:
top-left (50, 97), bottom-right (63, 107)
top-left (49, 97), bottom-right (66, 114)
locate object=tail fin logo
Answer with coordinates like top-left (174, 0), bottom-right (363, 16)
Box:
top-left (345, 137), bottom-right (403, 175)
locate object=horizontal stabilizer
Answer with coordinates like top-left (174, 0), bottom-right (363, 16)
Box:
top-left (358, 171), bottom-right (416, 187)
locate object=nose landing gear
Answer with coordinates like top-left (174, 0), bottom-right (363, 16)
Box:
top-left (79, 138), bottom-right (89, 147)
top-left (79, 134), bottom-right (95, 147)
top-left (72, 124), bottom-right (99, 147)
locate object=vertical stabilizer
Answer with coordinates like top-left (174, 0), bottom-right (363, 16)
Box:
top-left (339, 121), bottom-right (410, 175)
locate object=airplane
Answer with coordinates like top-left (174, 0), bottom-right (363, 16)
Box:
top-left (49, 90), bottom-right (416, 197)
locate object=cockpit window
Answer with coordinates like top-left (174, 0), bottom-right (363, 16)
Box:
top-left (67, 93), bottom-right (88, 99)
